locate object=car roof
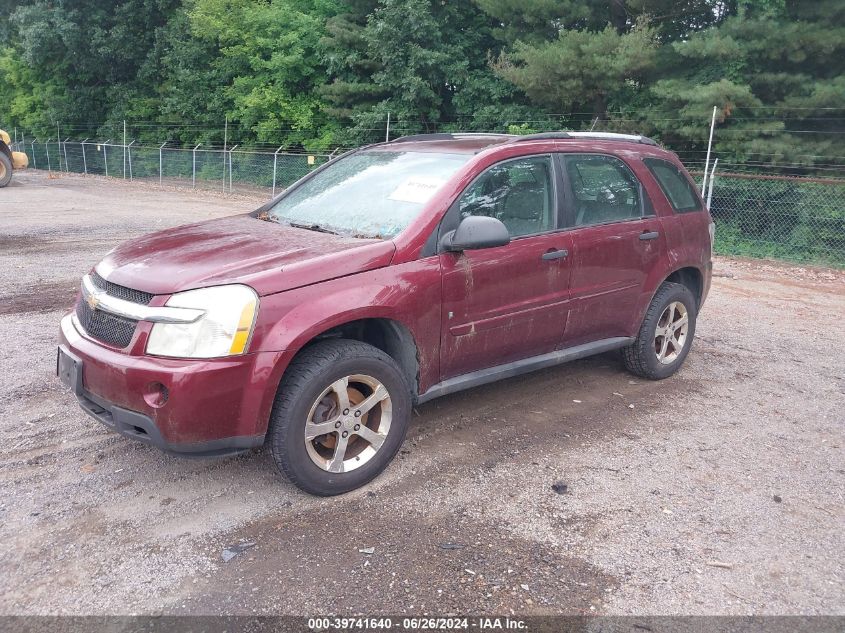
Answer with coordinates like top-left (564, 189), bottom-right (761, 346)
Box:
top-left (371, 131), bottom-right (661, 155)
top-left (371, 133), bottom-right (515, 154)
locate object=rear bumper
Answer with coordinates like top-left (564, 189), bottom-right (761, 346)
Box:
top-left (58, 313), bottom-right (287, 455)
top-left (701, 259), bottom-right (713, 307)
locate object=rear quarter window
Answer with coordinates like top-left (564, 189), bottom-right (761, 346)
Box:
top-left (643, 158), bottom-right (702, 213)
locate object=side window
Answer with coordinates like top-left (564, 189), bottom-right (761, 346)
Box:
top-left (643, 158), bottom-right (701, 212)
top-left (564, 154), bottom-right (642, 227)
top-left (458, 155), bottom-right (554, 237)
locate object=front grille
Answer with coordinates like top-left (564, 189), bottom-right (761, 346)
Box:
top-left (76, 271), bottom-right (153, 348)
top-left (90, 271), bottom-right (154, 305)
top-left (76, 300), bottom-right (138, 348)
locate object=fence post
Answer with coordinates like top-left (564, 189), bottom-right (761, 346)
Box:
top-left (159, 142), bottom-right (167, 185)
top-left (45, 138), bottom-right (51, 172)
top-left (702, 106), bottom-right (717, 194)
top-left (192, 143), bottom-right (201, 188)
top-left (228, 144), bottom-right (238, 192)
top-left (123, 120), bottom-right (127, 180)
top-left (103, 140), bottom-right (111, 177)
top-left (271, 145), bottom-right (284, 198)
top-left (127, 140), bottom-right (136, 181)
top-left (222, 117), bottom-right (228, 192)
top-left (706, 158), bottom-right (718, 210)
top-left (63, 137), bottom-right (70, 173)
top-left (30, 139), bottom-right (37, 169)
top-left (80, 139), bottom-right (89, 175)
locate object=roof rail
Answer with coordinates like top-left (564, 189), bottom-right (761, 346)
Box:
top-left (390, 132), bottom-right (515, 143)
top-left (510, 131), bottom-right (659, 147)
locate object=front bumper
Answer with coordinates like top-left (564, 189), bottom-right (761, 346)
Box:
top-left (58, 313), bottom-right (287, 456)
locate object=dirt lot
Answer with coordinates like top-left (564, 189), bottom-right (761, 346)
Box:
top-left (0, 171), bottom-right (843, 616)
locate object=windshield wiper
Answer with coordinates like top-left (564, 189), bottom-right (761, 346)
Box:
top-left (287, 221), bottom-right (341, 236)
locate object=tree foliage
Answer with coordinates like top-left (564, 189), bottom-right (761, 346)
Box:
top-left (0, 0), bottom-right (841, 168)
top-left (493, 21), bottom-right (659, 120)
top-left (631, 0), bottom-right (845, 167)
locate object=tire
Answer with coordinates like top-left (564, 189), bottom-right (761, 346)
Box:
top-left (0, 153), bottom-right (12, 188)
top-left (267, 339), bottom-right (411, 496)
top-left (622, 282), bottom-right (697, 380)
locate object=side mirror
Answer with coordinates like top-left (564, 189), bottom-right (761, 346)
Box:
top-left (441, 215), bottom-right (510, 252)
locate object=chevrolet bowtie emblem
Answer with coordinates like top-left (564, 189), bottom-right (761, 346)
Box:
top-left (86, 291), bottom-right (101, 310)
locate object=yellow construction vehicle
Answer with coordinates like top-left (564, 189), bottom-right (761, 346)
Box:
top-left (0, 129), bottom-right (29, 187)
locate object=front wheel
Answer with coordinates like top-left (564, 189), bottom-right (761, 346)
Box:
top-left (267, 339), bottom-right (411, 496)
top-left (622, 282), bottom-right (697, 380)
top-left (0, 153), bottom-right (12, 188)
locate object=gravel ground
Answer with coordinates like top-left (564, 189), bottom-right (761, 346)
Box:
top-left (0, 171), bottom-right (842, 616)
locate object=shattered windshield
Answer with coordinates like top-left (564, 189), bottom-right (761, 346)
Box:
top-left (265, 150), bottom-right (471, 238)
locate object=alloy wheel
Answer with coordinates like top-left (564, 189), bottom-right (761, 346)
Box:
top-left (654, 301), bottom-right (689, 365)
top-left (303, 374), bottom-right (392, 473)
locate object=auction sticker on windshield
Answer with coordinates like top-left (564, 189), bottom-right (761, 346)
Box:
top-left (387, 176), bottom-right (447, 204)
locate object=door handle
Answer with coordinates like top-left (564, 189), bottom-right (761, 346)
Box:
top-left (541, 248), bottom-right (568, 261)
top-left (639, 231), bottom-right (659, 241)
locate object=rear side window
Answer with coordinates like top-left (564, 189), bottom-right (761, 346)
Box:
top-left (643, 158), bottom-right (701, 212)
top-left (564, 154), bottom-right (642, 226)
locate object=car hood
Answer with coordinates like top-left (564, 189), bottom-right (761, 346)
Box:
top-left (95, 214), bottom-right (395, 296)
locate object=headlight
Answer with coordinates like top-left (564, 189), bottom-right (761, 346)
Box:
top-left (146, 285), bottom-right (258, 358)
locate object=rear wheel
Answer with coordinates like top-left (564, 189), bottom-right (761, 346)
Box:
top-left (0, 153), bottom-right (12, 188)
top-left (623, 282), bottom-right (697, 380)
top-left (267, 339), bottom-right (411, 496)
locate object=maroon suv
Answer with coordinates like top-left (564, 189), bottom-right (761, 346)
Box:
top-left (58, 132), bottom-right (713, 495)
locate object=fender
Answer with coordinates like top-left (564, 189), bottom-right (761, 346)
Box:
top-left (634, 257), bottom-right (709, 331)
top-left (249, 257), bottom-right (443, 429)
top-left (263, 300), bottom-right (422, 359)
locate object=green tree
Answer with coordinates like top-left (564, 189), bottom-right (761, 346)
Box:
top-left (321, 0), bottom-right (545, 142)
top-left (0, 0), bottom-right (841, 172)
top-left (3, 0), bottom-right (181, 137)
top-left (319, 0), bottom-right (384, 121)
top-left (482, 0), bottom-right (733, 123)
top-left (493, 21), bottom-right (659, 121)
top-left (152, 7), bottom-right (233, 144)
top-left (185, 0), bottom-right (342, 148)
top-left (635, 0), bottom-right (845, 170)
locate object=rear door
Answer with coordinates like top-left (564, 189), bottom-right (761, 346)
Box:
top-left (559, 153), bottom-right (665, 347)
top-left (439, 154), bottom-right (574, 379)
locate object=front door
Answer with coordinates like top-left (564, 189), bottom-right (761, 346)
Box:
top-left (439, 155), bottom-right (574, 380)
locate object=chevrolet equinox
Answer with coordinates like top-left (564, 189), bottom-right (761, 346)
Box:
top-left (58, 132), bottom-right (714, 495)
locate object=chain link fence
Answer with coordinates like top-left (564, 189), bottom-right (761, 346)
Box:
top-left (10, 139), bottom-right (845, 267)
top-left (13, 139), bottom-right (330, 197)
top-left (692, 171), bottom-right (845, 267)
